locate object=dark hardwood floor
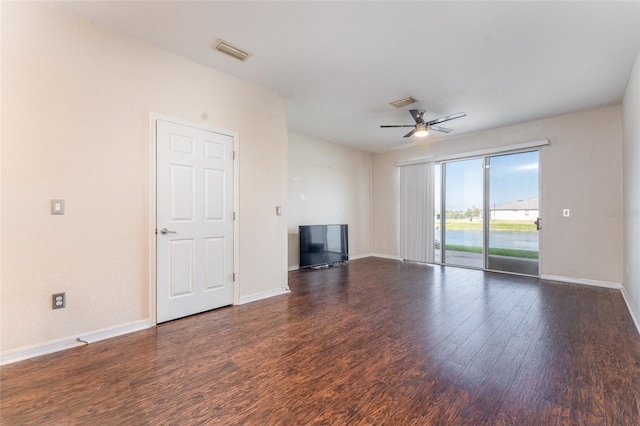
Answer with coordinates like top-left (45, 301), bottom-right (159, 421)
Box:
top-left (2, 257), bottom-right (640, 425)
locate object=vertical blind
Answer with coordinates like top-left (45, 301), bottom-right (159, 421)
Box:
top-left (399, 162), bottom-right (434, 263)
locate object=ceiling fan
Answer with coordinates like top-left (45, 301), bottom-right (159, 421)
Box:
top-left (381, 109), bottom-right (466, 138)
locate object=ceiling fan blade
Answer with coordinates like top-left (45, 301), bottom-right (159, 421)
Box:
top-left (403, 128), bottom-right (416, 138)
top-left (380, 124), bottom-right (415, 128)
top-left (409, 109), bottom-right (425, 124)
top-left (429, 125), bottom-right (453, 133)
top-left (427, 112), bottom-right (466, 126)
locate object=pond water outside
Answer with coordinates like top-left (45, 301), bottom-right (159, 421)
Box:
top-left (439, 229), bottom-right (539, 252)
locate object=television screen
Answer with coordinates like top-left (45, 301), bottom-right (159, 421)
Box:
top-left (299, 224), bottom-right (349, 269)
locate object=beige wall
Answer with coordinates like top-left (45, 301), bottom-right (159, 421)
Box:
top-left (372, 105), bottom-right (624, 285)
top-left (1, 3), bottom-right (288, 353)
top-left (288, 132), bottom-right (371, 269)
top-left (623, 48), bottom-right (640, 326)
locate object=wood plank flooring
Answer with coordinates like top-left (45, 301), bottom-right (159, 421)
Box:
top-left (2, 257), bottom-right (640, 425)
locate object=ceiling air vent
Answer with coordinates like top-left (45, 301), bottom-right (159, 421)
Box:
top-left (213, 39), bottom-right (252, 62)
top-left (389, 96), bottom-right (418, 108)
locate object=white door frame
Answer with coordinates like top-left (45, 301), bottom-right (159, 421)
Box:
top-left (148, 113), bottom-right (240, 324)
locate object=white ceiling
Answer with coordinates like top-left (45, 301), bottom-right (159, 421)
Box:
top-left (49, 1), bottom-right (640, 153)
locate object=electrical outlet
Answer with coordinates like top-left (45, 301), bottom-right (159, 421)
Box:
top-left (52, 292), bottom-right (66, 309)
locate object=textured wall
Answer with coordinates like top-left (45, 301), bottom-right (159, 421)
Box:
top-left (287, 132), bottom-right (371, 268)
top-left (1, 3), bottom-right (288, 353)
top-left (623, 49), bottom-right (640, 326)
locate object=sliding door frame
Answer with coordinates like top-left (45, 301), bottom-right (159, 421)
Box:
top-left (434, 147), bottom-right (543, 277)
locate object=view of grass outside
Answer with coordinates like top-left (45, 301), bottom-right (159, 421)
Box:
top-left (435, 218), bottom-right (539, 259)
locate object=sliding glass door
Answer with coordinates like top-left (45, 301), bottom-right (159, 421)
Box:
top-left (442, 158), bottom-right (484, 268)
top-left (434, 164), bottom-right (442, 262)
top-left (435, 150), bottom-right (540, 276)
top-left (486, 151), bottom-right (540, 275)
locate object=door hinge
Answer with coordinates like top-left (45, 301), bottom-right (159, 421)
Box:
top-left (233, 151), bottom-right (236, 160)
top-left (233, 211), bottom-right (236, 220)
top-left (233, 273), bottom-right (236, 282)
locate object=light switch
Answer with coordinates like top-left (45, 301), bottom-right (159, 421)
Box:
top-left (51, 199), bottom-right (65, 215)
top-left (563, 209), bottom-right (570, 217)
top-left (276, 206), bottom-right (282, 216)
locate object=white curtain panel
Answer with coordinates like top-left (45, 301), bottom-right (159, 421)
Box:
top-left (399, 162), bottom-right (434, 263)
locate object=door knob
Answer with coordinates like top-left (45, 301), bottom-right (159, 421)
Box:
top-left (159, 228), bottom-right (176, 235)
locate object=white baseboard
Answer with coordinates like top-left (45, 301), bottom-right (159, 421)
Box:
top-left (371, 253), bottom-right (403, 261)
top-left (540, 274), bottom-right (622, 289)
top-left (288, 265), bottom-right (299, 271)
top-left (237, 287), bottom-right (290, 305)
top-left (0, 319), bottom-right (154, 366)
top-left (349, 253), bottom-right (372, 260)
top-left (621, 286), bottom-right (640, 336)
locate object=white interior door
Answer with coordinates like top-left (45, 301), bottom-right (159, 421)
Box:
top-left (156, 119), bottom-right (234, 323)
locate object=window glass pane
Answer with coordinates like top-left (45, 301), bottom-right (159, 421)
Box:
top-left (443, 158), bottom-right (484, 268)
top-left (487, 151), bottom-right (539, 275)
top-left (434, 163), bottom-right (441, 262)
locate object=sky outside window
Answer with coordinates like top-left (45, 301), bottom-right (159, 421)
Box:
top-left (444, 151), bottom-right (539, 211)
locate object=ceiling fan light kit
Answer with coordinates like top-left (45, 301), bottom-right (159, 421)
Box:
top-left (381, 109), bottom-right (466, 138)
top-left (414, 123), bottom-right (429, 137)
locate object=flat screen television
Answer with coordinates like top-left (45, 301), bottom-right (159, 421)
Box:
top-left (299, 224), bottom-right (349, 269)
